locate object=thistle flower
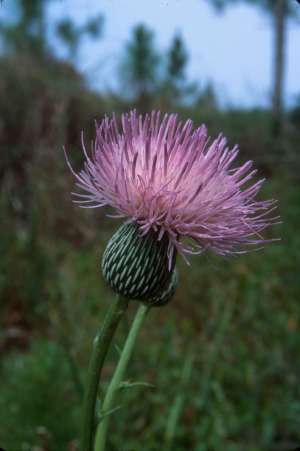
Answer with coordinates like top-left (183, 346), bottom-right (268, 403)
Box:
top-left (66, 111), bottom-right (278, 301)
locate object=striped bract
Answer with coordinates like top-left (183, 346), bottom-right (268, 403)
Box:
top-left (102, 223), bottom-right (176, 301)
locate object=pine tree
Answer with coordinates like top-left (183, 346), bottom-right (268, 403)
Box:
top-left (0, 0), bottom-right (51, 57)
top-left (56, 15), bottom-right (103, 63)
top-left (121, 24), bottom-right (160, 112)
top-left (164, 33), bottom-right (188, 104)
top-left (0, 0), bottom-right (103, 63)
top-left (167, 33), bottom-right (188, 84)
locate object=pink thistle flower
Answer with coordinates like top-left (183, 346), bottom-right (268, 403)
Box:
top-left (66, 110), bottom-right (279, 269)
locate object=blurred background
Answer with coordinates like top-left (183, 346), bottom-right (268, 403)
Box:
top-left (0, 0), bottom-right (300, 450)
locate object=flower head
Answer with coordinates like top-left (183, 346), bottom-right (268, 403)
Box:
top-left (66, 110), bottom-right (278, 269)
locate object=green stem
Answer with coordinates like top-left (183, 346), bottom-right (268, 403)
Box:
top-left (94, 303), bottom-right (149, 451)
top-left (82, 295), bottom-right (128, 451)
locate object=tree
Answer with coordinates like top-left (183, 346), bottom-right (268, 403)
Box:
top-left (167, 33), bottom-right (188, 84)
top-left (272, 0), bottom-right (286, 136)
top-left (164, 33), bottom-right (189, 104)
top-left (56, 14), bottom-right (103, 63)
top-left (120, 24), bottom-right (160, 112)
top-left (195, 82), bottom-right (219, 111)
top-left (0, 0), bottom-right (51, 57)
top-left (206, 0), bottom-right (298, 136)
top-left (0, 0), bottom-right (103, 63)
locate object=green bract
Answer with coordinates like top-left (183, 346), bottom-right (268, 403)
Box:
top-left (102, 222), bottom-right (176, 303)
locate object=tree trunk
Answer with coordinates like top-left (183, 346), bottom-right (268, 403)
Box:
top-left (272, 0), bottom-right (287, 138)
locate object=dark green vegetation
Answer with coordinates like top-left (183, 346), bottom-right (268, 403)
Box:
top-left (1, 58), bottom-right (300, 450)
top-left (1, 169), bottom-right (300, 450)
top-left (1, 2), bottom-right (300, 450)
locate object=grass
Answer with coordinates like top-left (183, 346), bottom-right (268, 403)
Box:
top-left (0, 175), bottom-right (299, 451)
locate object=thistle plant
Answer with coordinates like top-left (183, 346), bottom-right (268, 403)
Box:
top-left (65, 110), bottom-right (278, 451)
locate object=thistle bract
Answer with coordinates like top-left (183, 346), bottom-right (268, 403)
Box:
top-left (150, 268), bottom-right (178, 307)
top-left (102, 222), bottom-right (176, 301)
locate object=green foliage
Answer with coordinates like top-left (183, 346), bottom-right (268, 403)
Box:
top-left (0, 0), bottom-right (103, 62)
top-left (290, 95), bottom-right (300, 126)
top-left (120, 24), bottom-right (160, 109)
top-left (0, 340), bottom-right (81, 450)
top-left (1, 174), bottom-right (300, 450)
top-left (0, 0), bottom-right (52, 57)
top-left (84, 14), bottom-right (104, 38)
top-left (56, 19), bottom-right (79, 56)
top-left (0, 5), bottom-right (300, 449)
top-left (56, 14), bottom-right (103, 62)
top-left (167, 33), bottom-right (188, 83)
top-left (162, 33), bottom-right (190, 106)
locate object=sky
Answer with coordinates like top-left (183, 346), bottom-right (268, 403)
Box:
top-left (48, 0), bottom-right (300, 108)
